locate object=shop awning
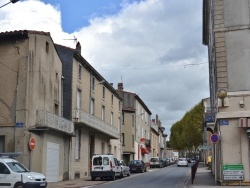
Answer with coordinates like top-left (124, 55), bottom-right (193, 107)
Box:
top-left (141, 147), bottom-right (149, 154)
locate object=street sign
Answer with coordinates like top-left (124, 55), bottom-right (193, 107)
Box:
top-left (15, 122), bottom-right (24, 128)
top-left (29, 137), bottom-right (36, 151)
top-left (224, 176), bottom-right (243, 180)
top-left (223, 164), bottom-right (244, 180)
top-left (210, 134), bottom-right (219, 143)
top-left (220, 119), bottom-right (229, 126)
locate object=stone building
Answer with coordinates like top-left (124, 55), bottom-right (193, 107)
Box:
top-left (0, 30), bottom-right (74, 182)
top-left (203, 0), bottom-right (250, 185)
top-left (56, 43), bottom-right (122, 179)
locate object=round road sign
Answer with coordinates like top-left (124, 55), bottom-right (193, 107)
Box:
top-left (29, 137), bottom-right (36, 151)
top-left (210, 134), bottom-right (219, 143)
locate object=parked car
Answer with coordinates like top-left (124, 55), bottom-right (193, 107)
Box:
top-left (91, 154), bottom-right (123, 181)
top-left (191, 158), bottom-right (196, 163)
top-left (177, 158), bottom-right (188, 167)
top-left (162, 158), bottom-right (169, 167)
top-left (0, 154), bottom-right (47, 188)
top-left (118, 160), bottom-right (130, 177)
top-left (128, 160), bottom-right (147, 173)
top-left (149, 157), bottom-right (163, 168)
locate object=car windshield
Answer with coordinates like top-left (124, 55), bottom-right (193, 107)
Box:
top-left (179, 158), bottom-right (186, 161)
top-left (150, 158), bottom-right (158, 162)
top-left (130, 160), bottom-right (141, 164)
top-left (6, 162), bottom-right (29, 173)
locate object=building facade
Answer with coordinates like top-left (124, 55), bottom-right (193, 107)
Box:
top-left (203, 0), bottom-right (250, 185)
top-left (116, 83), bottom-right (151, 164)
top-left (56, 43), bottom-right (122, 179)
top-left (0, 30), bottom-right (74, 182)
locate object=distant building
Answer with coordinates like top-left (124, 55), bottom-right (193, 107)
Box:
top-left (116, 83), bottom-right (151, 163)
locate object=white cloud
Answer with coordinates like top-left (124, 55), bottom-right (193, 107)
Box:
top-left (0, 0), bottom-right (209, 137)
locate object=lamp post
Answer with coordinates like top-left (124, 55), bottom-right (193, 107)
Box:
top-left (0, 0), bottom-right (19, 8)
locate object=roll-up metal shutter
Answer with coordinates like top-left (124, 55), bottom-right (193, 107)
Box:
top-left (46, 142), bottom-right (59, 182)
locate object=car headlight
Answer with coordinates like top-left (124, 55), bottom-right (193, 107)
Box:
top-left (27, 175), bottom-right (35, 180)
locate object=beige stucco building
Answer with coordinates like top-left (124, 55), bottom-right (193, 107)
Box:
top-left (56, 44), bottom-right (122, 179)
top-left (203, 0), bottom-right (250, 185)
top-left (116, 83), bottom-right (152, 164)
top-left (0, 30), bottom-right (74, 182)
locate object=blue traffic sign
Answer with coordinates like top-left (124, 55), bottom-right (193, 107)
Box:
top-left (210, 134), bottom-right (219, 143)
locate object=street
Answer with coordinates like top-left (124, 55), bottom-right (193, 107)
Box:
top-left (93, 164), bottom-right (190, 188)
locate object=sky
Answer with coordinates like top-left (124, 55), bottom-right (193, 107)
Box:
top-left (0, 0), bottom-right (209, 138)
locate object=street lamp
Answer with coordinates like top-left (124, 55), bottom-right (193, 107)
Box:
top-left (0, 0), bottom-right (19, 8)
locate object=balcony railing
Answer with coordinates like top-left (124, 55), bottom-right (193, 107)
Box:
top-left (37, 110), bottom-right (74, 134)
top-left (73, 109), bottom-right (118, 139)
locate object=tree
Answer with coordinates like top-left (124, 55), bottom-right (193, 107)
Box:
top-left (169, 101), bottom-right (203, 152)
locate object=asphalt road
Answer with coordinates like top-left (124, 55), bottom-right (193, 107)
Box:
top-left (93, 164), bottom-right (190, 188)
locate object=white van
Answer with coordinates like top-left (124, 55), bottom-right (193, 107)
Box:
top-left (90, 154), bottom-right (122, 181)
top-left (0, 156), bottom-right (47, 188)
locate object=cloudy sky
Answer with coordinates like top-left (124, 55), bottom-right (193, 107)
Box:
top-left (0, 0), bottom-right (209, 138)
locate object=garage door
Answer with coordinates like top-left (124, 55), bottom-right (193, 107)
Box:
top-left (46, 142), bottom-right (59, 182)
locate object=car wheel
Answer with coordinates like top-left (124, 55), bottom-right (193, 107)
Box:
top-left (120, 172), bottom-right (124, 178)
top-left (91, 176), bottom-right (95, 181)
top-left (111, 174), bottom-right (115, 181)
top-left (14, 183), bottom-right (24, 188)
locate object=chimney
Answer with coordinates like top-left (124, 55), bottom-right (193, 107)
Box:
top-left (118, 83), bottom-right (123, 91)
top-left (76, 42), bottom-right (81, 54)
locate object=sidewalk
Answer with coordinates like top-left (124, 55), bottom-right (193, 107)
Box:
top-left (185, 162), bottom-right (217, 188)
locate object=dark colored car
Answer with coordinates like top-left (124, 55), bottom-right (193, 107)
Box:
top-left (162, 158), bottom-right (169, 167)
top-left (128, 160), bottom-right (147, 173)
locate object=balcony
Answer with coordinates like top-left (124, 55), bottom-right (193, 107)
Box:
top-left (73, 109), bottom-right (118, 139)
top-left (35, 110), bottom-right (74, 135)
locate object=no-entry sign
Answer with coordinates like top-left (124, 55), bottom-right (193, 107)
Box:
top-left (29, 137), bottom-right (36, 151)
top-left (210, 134), bottom-right (219, 143)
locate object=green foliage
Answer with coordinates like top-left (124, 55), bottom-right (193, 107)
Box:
top-left (169, 101), bottom-right (204, 151)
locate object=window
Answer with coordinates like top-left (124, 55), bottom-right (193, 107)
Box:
top-left (122, 113), bottom-right (125, 124)
top-left (46, 41), bottom-right (49, 53)
top-left (91, 77), bottom-right (95, 90)
top-left (132, 114), bottom-right (134, 127)
top-left (78, 65), bottom-right (82, 80)
top-left (91, 98), bottom-right (95, 115)
top-left (132, 135), bottom-right (134, 147)
top-left (102, 86), bottom-right (105, 98)
top-left (54, 103), bottom-right (59, 115)
top-left (110, 112), bottom-right (113, 125)
top-left (121, 133), bottom-right (125, 146)
top-left (75, 129), bottom-right (81, 160)
top-left (0, 163), bottom-right (9, 174)
top-left (55, 72), bottom-right (58, 83)
top-left (111, 95), bottom-right (114, 105)
top-left (76, 89), bottom-right (81, 119)
top-left (101, 106), bottom-right (105, 121)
